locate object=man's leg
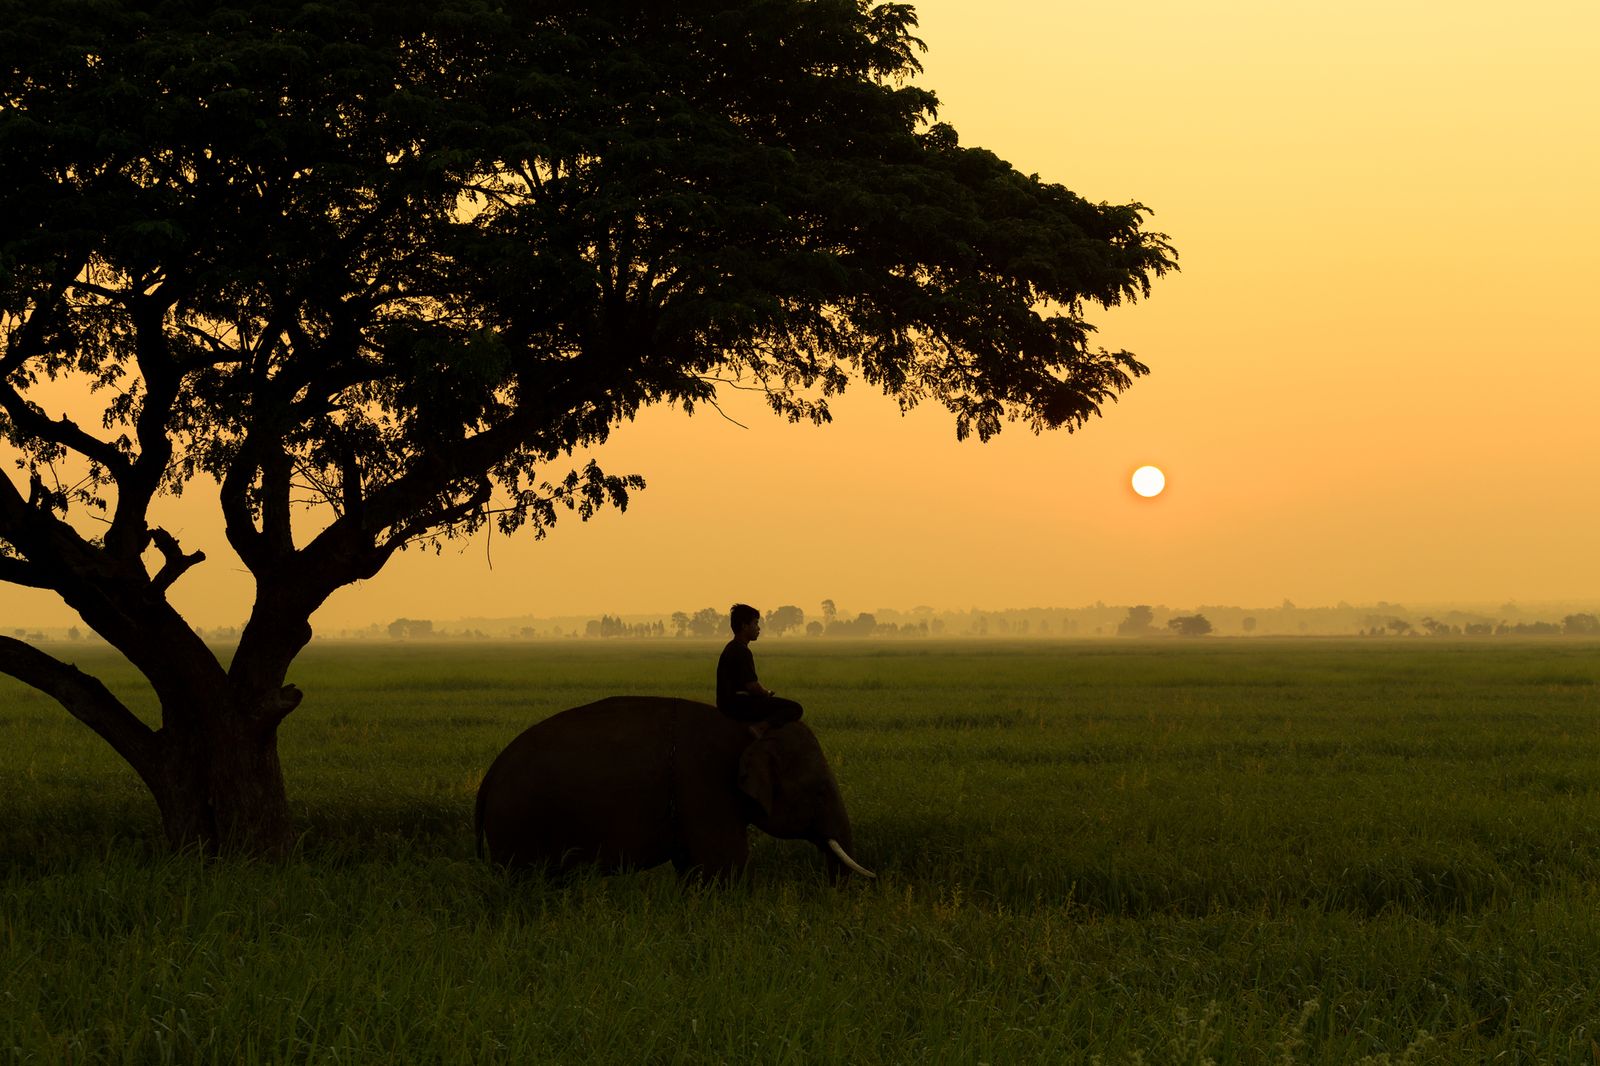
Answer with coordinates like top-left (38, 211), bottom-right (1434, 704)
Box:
top-left (762, 696), bottom-right (803, 727)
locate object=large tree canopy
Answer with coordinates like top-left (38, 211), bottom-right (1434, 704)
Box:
top-left (0, 0), bottom-right (1175, 854)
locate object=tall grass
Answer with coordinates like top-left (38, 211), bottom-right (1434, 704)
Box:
top-left (3, 639), bottom-right (1599, 1062)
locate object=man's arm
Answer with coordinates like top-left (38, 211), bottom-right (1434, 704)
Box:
top-left (735, 645), bottom-right (773, 697)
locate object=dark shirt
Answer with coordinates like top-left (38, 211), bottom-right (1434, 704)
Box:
top-left (716, 640), bottom-right (803, 727)
top-left (716, 639), bottom-right (758, 711)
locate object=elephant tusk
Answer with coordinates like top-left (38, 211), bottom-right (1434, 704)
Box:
top-left (827, 838), bottom-right (876, 878)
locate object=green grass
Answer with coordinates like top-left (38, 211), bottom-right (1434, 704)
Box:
top-left (4, 638), bottom-right (1600, 1063)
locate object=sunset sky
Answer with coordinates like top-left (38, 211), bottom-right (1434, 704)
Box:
top-left (7, 0), bottom-right (1598, 630)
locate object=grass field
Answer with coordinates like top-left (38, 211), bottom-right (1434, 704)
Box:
top-left (4, 638), bottom-right (1600, 1063)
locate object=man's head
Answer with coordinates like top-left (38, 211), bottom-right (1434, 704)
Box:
top-left (730, 603), bottom-right (761, 641)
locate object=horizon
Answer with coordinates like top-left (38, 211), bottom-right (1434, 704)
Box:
top-left (11, 595), bottom-right (1598, 640)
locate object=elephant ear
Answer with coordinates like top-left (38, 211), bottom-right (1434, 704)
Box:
top-left (737, 740), bottom-right (777, 817)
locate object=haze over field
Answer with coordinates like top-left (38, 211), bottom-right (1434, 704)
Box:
top-left (4, 0), bottom-right (1596, 632)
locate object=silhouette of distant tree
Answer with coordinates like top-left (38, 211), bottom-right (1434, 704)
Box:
top-left (689, 608), bottom-right (723, 639)
top-left (805, 621), bottom-right (825, 638)
top-left (1563, 613), bottom-right (1599, 635)
top-left (0, 0), bottom-right (1174, 855)
top-left (1167, 615), bottom-right (1212, 637)
top-left (821, 600), bottom-right (839, 628)
top-left (584, 614), bottom-right (662, 638)
top-left (670, 612), bottom-right (691, 639)
top-left (824, 612), bottom-right (879, 637)
top-left (766, 605), bottom-right (805, 636)
top-left (1500, 621), bottom-right (1561, 636)
top-left (1117, 606), bottom-right (1157, 636)
top-left (1241, 617), bottom-right (1257, 634)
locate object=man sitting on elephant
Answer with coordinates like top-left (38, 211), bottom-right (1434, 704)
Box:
top-left (717, 604), bottom-right (803, 736)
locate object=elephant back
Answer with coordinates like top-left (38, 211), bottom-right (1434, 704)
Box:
top-left (485, 696), bottom-right (707, 782)
top-left (476, 695), bottom-right (738, 869)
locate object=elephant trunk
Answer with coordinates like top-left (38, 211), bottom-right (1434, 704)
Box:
top-left (815, 801), bottom-right (874, 880)
top-left (811, 773), bottom-right (875, 881)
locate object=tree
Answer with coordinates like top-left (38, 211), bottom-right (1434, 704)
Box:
top-left (1562, 613), bottom-right (1599, 636)
top-left (689, 608), bottom-right (724, 640)
top-left (1167, 615), bottom-right (1212, 637)
top-left (1241, 617), bottom-right (1257, 634)
top-left (821, 600), bottom-right (839, 628)
top-left (765, 605), bottom-right (805, 637)
top-left (0, 0), bottom-right (1175, 855)
top-left (1116, 606), bottom-right (1156, 637)
top-left (833, 612), bottom-right (877, 637)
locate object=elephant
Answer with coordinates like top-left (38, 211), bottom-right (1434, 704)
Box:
top-left (475, 695), bottom-right (874, 882)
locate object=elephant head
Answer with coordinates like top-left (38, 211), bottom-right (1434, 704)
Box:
top-left (736, 722), bottom-right (875, 880)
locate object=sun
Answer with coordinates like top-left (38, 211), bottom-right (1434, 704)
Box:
top-left (1131, 465), bottom-right (1166, 498)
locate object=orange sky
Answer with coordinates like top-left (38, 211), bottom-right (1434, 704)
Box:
top-left (6, 1), bottom-right (1599, 630)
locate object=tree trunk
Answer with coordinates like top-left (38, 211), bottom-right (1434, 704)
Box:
top-left (147, 710), bottom-right (295, 857)
top-left (0, 629), bottom-right (299, 857)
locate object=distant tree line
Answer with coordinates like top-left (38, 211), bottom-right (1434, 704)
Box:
top-left (384, 619), bottom-right (491, 640)
top-left (582, 601), bottom-right (944, 640)
top-left (586, 616), bottom-right (666, 639)
top-left (1113, 607), bottom-right (1212, 637)
top-left (369, 607), bottom-right (1600, 641)
top-left (1107, 607), bottom-right (1600, 640)
top-left (1358, 613), bottom-right (1598, 638)
top-left (355, 607), bottom-right (1600, 642)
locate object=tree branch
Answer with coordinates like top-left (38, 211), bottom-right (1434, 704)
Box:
top-left (260, 447), bottom-right (295, 554)
top-left (336, 440), bottom-right (364, 520)
top-left (383, 476), bottom-right (493, 551)
top-left (0, 553), bottom-right (54, 589)
top-left (104, 297), bottom-right (183, 559)
top-left (0, 382), bottom-right (133, 480)
top-left (0, 470), bottom-right (185, 665)
top-left (220, 442), bottom-right (266, 572)
top-left (0, 468), bottom-right (100, 580)
top-left (173, 319), bottom-right (248, 371)
top-left (1, 258), bottom-right (85, 378)
top-left (146, 527), bottom-right (206, 595)
top-left (66, 278), bottom-right (129, 303)
top-left (221, 422), bottom-right (297, 575)
top-left (0, 635), bottom-right (158, 771)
